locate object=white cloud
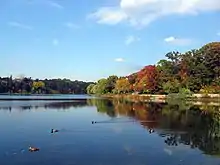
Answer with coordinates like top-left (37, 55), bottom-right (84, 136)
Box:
top-left (27, 0), bottom-right (64, 9)
top-left (115, 58), bottom-right (125, 62)
top-left (89, 0), bottom-right (220, 28)
top-left (125, 35), bottom-right (140, 45)
top-left (88, 7), bottom-right (127, 25)
top-left (8, 22), bottom-right (33, 30)
top-left (65, 22), bottom-right (80, 29)
top-left (164, 36), bottom-right (192, 46)
top-left (47, 1), bottom-right (64, 9)
top-left (53, 39), bottom-right (59, 46)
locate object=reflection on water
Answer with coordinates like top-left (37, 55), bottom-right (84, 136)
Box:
top-left (90, 99), bottom-right (220, 156)
top-left (0, 100), bottom-right (89, 111)
top-left (1, 99), bottom-right (220, 165)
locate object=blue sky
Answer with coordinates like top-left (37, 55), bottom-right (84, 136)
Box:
top-left (0, 0), bottom-right (220, 81)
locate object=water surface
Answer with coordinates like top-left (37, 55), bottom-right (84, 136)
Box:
top-left (1, 99), bottom-right (220, 165)
top-left (0, 94), bottom-right (95, 100)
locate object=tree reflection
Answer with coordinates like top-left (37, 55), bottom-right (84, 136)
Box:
top-left (87, 99), bottom-right (116, 117)
top-left (0, 100), bottom-right (90, 111)
top-left (91, 99), bottom-right (220, 156)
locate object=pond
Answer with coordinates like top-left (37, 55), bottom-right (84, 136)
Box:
top-left (0, 94), bottom-right (95, 100)
top-left (1, 98), bottom-right (220, 165)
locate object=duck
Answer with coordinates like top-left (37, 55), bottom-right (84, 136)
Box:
top-left (149, 129), bottom-right (155, 134)
top-left (51, 129), bottom-right (59, 133)
top-left (92, 121), bottom-right (97, 124)
top-left (29, 147), bottom-right (39, 152)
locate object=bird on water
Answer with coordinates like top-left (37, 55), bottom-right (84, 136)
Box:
top-left (51, 129), bottom-right (59, 133)
top-left (29, 147), bottom-right (40, 152)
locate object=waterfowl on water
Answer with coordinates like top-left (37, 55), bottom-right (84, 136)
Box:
top-left (149, 129), bottom-right (155, 134)
top-left (29, 147), bottom-right (39, 152)
top-left (51, 129), bottom-right (59, 133)
top-left (92, 121), bottom-right (97, 124)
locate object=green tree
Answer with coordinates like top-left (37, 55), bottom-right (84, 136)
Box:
top-left (95, 79), bottom-right (108, 94)
top-left (86, 84), bottom-right (95, 94)
top-left (199, 42), bottom-right (220, 81)
top-left (105, 75), bottom-right (118, 93)
top-left (162, 79), bottom-right (180, 93)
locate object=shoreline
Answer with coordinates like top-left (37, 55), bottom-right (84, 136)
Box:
top-left (0, 98), bottom-right (88, 101)
top-left (100, 94), bottom-right (220, 107)
top-left (101, 94), bottom-right (220, 102)
top-left (0, 93), bottom-right (219, 103)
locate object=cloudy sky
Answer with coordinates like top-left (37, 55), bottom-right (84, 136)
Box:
top-left (0, 0), bottom-right (220, 81)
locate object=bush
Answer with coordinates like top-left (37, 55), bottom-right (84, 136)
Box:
top-left (200, 85), bottom-right (220, 94)
top-left (162, 80), bottom-right (180, 94)
top-left (179, 88), bottom-right (193, 95)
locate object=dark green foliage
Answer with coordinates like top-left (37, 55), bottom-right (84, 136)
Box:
top-left (105, 75), bottom-right (118, 93)
top-left (0, 76), bottom-right (92, 94)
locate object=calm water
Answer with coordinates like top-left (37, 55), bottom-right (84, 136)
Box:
top-left (0, 94), bottom-right (95, 99)
top-left (1, 98), bottom-right (220, 165)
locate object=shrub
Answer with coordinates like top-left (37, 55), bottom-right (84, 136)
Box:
top-left (200, 85), bottom-right (220, 94)
top-left (179, 88), bottom-right (193, 95)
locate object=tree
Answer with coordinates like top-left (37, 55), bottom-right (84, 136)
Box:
top-left (199, 42), bottom-right (220, 80)
top-left (115, 78), bottom-right (130, 94)
top-left (105, 75), bottom-right (118, 93)
top-left (91, 84), bottom-right (98, 94)
top-left (32, 81), bottom-right (45, 93)
top-left (86, 84), bottom-right (95, 94)
top-left (8, 75), bottom-right (13, 93)
top-left (162, 79), bottom-right (180, 93)
top-left (0, 76), bottom-right (92, 94)
top-left (181, 49), bottom-right (213, 92)
top-left (133, 65), bottom-right (159, 93)
top-left (127, 73), bottom-right (137, 85)
top-left (95, 79), bottom-right (108, 94)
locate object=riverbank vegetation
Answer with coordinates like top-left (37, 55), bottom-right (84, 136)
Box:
top-left (0, 77), bottom-right (92, 94)
top-left (87, 42), bottom-right (220, 96)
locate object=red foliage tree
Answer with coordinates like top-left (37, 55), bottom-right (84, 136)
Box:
top-left (133, 65), bottom-right (159, 93)
top-left (178, 59), bottom-right (188, 87)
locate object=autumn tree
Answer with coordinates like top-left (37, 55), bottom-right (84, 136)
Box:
top-left (133, 65), bottom-right (160, 94)
top-left (32, 80), bottom-right (45, 93)
top-left (114, 78), bottom-right (130, 94)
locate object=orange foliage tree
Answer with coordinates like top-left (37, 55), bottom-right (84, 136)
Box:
top-left (133, 65), bottom-right (159, 93)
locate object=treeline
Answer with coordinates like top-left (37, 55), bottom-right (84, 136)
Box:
top-left (87, 42), bottom-right (220, 95)
top-left (0, 76), bottom-right (92, 94)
